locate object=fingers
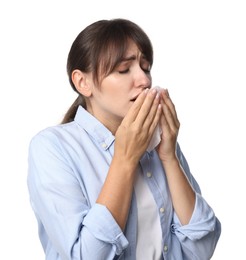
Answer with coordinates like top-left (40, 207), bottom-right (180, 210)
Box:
top-left (115, 88), bottom-right (161, 161)
top-left (122, 87), bottom-right (179, 145)
top-left (123, 88), bottom-right (160, 127)
top-left (124, 89), bottom-right (149, 123)
top-left (148, 103), bottom-right (162, 136)
top-left (160, 89), bottom-right (180, 131)
top-left (135, 88), bottom-right (160, 125)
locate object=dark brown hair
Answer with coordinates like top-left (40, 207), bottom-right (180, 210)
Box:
top-left (62, 18), bottom-right (153, 123)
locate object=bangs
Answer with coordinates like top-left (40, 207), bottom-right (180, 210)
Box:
top-left (93, 20), bottom-right (153, 85)
top-left (97, 34), bottom-right (129, 82)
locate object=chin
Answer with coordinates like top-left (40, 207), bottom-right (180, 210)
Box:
top-left (119, 111), bottom-right (128, 120)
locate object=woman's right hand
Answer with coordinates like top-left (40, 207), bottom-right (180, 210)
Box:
top-left (114, 88), bottom-right (161, 167)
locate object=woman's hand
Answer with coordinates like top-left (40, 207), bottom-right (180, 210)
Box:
top-left (114, 88), bottom-right (161, 167)
top-left (157, 90), bottom-right (196, 225)
top-left (157, 89), bottom-right (180, 162)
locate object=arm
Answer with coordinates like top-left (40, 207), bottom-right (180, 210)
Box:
top-left (162, 157), bottom-right (195, 225)
top-left (172, 145), bottom-right (221, 259)
top-left (157, 90), bottom-right (221, 258)
top-left (157, 89), bottom-right (195, 225)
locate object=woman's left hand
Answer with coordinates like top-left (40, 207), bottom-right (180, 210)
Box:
top-left (157, 89), bottom-right (180, 162)
top-left (157, 90), bottom-right (195, 225)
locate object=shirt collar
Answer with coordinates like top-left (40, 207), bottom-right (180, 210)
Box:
top-left (74, 106), bottom-right (115, 150)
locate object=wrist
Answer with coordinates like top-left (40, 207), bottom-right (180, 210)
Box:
top-left (111, 154), bottom-right (138, 176)
top-left (161, 155), bottom-right (180, 170)
top-left (113, 148), bottom-right (140, 169)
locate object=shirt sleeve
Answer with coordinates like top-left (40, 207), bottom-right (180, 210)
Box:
top-left (27, 130), bottom-right (128, 259)
top-left (170, 144), bottom-right (221, 259)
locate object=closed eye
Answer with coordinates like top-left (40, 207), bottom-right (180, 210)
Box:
top-left (143, 68), bottom-right (151, 74)
top-left (119, 69), bottom-right (129, 74)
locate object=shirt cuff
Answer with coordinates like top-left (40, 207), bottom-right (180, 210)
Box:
top-left (83, 203), bottom-right (129, 255)
top-left (171, 192), bottom-right (217, 241)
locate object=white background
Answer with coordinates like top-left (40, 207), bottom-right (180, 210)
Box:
top-left (1, 0), bottom-right (245, 259)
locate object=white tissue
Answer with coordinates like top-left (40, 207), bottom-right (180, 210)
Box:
top-left (147, 124), bottom-right (162, 152)
top-left (147, 86), bottom-right (163, 152)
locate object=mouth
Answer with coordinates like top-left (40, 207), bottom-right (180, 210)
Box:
top-left (130, 88), bottom-right (151, 102)
top-left (130, 94), bottom-right (140, 102)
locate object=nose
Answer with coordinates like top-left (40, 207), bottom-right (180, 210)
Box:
top-left (134, 67), bottom-right (152, 89)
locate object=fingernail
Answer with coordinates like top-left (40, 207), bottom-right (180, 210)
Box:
top-left (151, 88), bottom-right (157, 95)
top-left (166, 89), bottom-right (169, 97)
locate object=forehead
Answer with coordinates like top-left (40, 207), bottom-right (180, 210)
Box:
top-left (123, 41), bottom-right (144, 59)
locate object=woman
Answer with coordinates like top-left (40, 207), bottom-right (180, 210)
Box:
top-left (27, 18), bottom-right (221, 259)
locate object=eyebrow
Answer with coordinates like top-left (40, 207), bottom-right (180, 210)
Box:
top-left (121, 54), bottom-right (148, 62)
top-left (121, 55), bottom-right (136, 62)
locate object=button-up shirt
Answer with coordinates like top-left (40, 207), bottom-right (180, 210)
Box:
top-left (27, 105), bottom-right (221, 259)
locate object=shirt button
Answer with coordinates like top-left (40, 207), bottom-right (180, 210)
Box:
top-left (101, 143), bottom-right (107, 148)
top-left (164, 245), bottom-right (168, 252)
top-left (146, 172), bottom-right (152, 178)
top-left (160, 207), bottom-right (165, 213)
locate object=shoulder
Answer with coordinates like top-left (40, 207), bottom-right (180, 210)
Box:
top-left (29, 122), bottom-right (78, 153)
top-left (30, 121), bottom-right (79, 142)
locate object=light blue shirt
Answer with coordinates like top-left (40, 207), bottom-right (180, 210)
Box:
top-left (27, 106), bottom-right (221, 260)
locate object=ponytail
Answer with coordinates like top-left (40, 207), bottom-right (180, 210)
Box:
top-left (61, 95), bottom-right (86, 124)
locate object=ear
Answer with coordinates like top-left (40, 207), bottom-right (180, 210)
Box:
top-left (71, 69), bottom-right (92, 97)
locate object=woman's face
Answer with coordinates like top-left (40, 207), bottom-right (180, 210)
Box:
top-left (88, 41), bottom-right (152, 131)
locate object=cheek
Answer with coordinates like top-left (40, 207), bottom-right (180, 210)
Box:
top-left (101, 77), bottom-right (131, 104)
top-left (107, 86), bottom-right (129, 102)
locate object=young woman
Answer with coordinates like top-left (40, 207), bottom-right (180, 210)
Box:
top-left (27, 18), bottom-right (221, 259)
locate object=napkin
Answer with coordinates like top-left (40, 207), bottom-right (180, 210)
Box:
top-left (146, 86), bottom-right (162, 152)
top-left (147, 123), bottom-right (162, 152)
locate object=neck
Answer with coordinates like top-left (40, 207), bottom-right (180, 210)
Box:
top-left (86, 106), bottom-right (122, 135)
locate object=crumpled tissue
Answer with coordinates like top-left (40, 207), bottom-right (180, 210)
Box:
top-left (147, 86), bottom-right (163, 152)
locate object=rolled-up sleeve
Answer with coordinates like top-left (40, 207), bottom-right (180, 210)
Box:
top-left (170, 144), bottom-right (221, 259)
top-left (82, 204), bottom-right (128, 257)
top-left (171, 193), bottom-right (221, 259)
top-left (172, 193), bottom-right (216, 240)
